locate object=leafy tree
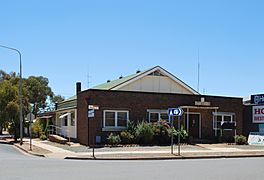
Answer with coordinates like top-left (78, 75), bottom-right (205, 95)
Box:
top-left (0, 80), bottom-right (21, 139)
top-left (0, 71), bottom-right (29, 138)
top-left (0, 69), bottom-right (62, 138)
top-left (25, 76), bottom-right (53, 115)
top-left (52, 94), bottom-right (65, 103)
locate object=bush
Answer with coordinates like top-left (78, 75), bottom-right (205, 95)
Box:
top-left (135, 121), bottom-right (154, 145)
top-left (120, 131), bottom-right (135, 144)
top-left (152, 120), bottom-right (171, 145)
top-left (234, 135), bottom-right (247, 145)
top-left (32, 118), bottom-right (43, 137)
top-left (127, 120), bottom-right (136, 135)
top-left (107, 133), bottom-right (121, 146)
top-left (40, 133), bottom-right (47, 141)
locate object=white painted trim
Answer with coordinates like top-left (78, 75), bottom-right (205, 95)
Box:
top-left (103, 110), bottom-right (129, 129)
top-left (147, 109), bottom-right (169, 122)
top-left (212, 113), bottom-right (235, 131)
top-left (111, 66), bottom-right (199, 95)
top-left (185, 112), bottom-right (202, 139)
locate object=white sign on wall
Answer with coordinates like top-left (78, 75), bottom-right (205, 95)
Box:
top-left (252, 105), bottom-right (264, 123)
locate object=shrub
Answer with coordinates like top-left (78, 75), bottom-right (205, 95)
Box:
top-left (107, 133), bottom-right (121, 146)
top-left (120, 131), bottom-right (135, 144)
top-left (40, 133), bottom-right (47, 141)
top-left (234, 135), bottom-right (247, 145)
top-left (168, 126), bottom-right (188, 143)
top-left (32, 118), bottom-right (43, 137)
top-left (152, 120), bottom-right (171, 145)
top-left (135, 121), bottom-right (154, 145)
top-left (127, 120), bottom-right (136, 135)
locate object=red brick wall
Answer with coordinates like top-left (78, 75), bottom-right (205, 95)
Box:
top-left (77, 89), bottom-right (243, 145)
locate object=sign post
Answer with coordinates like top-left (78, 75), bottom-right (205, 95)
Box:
top-left (88, 104), bottom-right (99, 158)
top-left (168, 108), bottom-right (184, 155)
top-left (26, 111), bottom-right (35, 151)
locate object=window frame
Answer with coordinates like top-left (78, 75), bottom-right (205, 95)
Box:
top-left (70, 111), bottom-right (75, 126)
top-left (147, 109), bottom-right (169, 122)
top-left (103, 110), bottom-right (129, 131)
top-left (213, 112), bottom-right (235, 130)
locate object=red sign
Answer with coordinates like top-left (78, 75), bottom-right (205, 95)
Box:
top-left (253, 105), bottom-right (264, 123)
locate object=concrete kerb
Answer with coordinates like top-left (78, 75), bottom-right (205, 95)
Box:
top-left (13, 143), bottom-right (46, 158)
top-left (64, 153), bottom-right (264, 161)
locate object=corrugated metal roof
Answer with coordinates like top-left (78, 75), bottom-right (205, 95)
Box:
top-left (91, 68), bottom-right (150, 90)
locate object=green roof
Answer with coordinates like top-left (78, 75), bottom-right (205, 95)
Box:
top-left (57, 95), bottom-right (77, 110)
top-left (91, 69), bottom-right (149, 90)
top-left (65, 95), bottom-right (76, 101)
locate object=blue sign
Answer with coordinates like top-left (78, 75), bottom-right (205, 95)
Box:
top-left (251, 94), bottom-right (264, 105)
top-left (168, 108), bottom-right (184, 116)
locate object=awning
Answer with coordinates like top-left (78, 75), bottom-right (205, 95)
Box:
top-left (39, 115), bottom-right (53, 119)
top-left (59, 112), bottom-right (71, 119)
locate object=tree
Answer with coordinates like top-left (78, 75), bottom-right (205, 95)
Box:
top-left (0, 71), bottom-right (30, 138)
top-left (25, 76), bottom-right (53, 115)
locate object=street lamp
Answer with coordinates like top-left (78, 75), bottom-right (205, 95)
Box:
top-left (0, 44), bottom-right (23, 145)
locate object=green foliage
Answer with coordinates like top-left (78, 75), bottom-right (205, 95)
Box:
top-left (234, 135), bottom-right (247, 145)
top-left (25, 76), bottom-right (54, 113)
top-left (135, 121), bottom-right (154, 145)
top-left (168, 126), bottom-right (188, 139)
top-left (0, 69), bottom-right (61, 140)
top-left (40, 133), bottom-right (47, 141)
top-left (0, 76), bottom-right (30, 141)
top-left (107, 133), bottom-right (121, 146)
top-left (127, 120), bottom-right (136, 135)
top-left (177, 125), bottom-right (188, 139)
top-left (32, 118), bottom-right (43, 137)
top-left (152, 120), bottom-right (171, 145)
top-left (120, 131), bottom-right (135, 144)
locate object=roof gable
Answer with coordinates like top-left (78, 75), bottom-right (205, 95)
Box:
top-left (91, 66), bottom-right (199, 95)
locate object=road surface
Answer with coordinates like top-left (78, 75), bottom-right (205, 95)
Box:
top-left (0, 142), bottom-right (264, 180)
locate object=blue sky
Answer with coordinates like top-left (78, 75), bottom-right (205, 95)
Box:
top-left (0, 0), bottom-right (263, 98)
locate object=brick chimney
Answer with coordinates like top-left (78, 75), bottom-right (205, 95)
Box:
top-left (76, 82), bottom-right (81, 95)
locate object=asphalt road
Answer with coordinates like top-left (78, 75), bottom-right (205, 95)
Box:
top-left (1, 143), bottom-right (264, 180)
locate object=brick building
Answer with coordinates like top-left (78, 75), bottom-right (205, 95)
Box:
top-left (77, 66), bottom-right (243, 146)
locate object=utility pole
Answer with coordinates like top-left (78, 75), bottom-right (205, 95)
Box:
top-left (0, 44), bottom-right (23, 145)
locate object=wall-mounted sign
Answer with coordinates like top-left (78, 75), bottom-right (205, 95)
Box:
top-left (88, 109), bottom-right (95, 118)
top-left (251, 94), bottom-right (264, 105)
top-left (88, 105), bottom-right (99, 110)
top-left (252, 105), bottom-right (264, 123)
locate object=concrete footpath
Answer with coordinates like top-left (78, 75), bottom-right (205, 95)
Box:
top-left (6, 138), bottom-right (264, 160)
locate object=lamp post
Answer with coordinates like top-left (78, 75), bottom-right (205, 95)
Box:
top-left (0, 44), bottom-right (23, 145)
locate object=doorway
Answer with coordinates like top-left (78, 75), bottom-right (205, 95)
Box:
top-left (186, 113), bottom-right (201, 139)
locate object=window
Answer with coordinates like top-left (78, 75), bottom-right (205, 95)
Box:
top-left (71, 112), bottom-right (75, 126)
top-left (149, 113), bottom-right (159, 122)
top-left (64, 115), bottom-right (68, 126)
top-left (148, 109), bottom-right (169, 122)
top-left (213, 113), bottom-right (235, 130)
top-left (103, 110), bottom-right (129, 130)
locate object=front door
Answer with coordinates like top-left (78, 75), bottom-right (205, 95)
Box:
top-left (187, 114), bottom-right (200, 139)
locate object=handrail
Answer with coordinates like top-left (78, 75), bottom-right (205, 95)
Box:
top-left (48, 125), bottom-right (70, 142)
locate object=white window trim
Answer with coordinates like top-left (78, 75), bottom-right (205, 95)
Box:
top-left (213, 113), bottom-right (235, 130)
top-left (147, 109), bottom-right (169, 122)
top-left (103, 110), bottom-right (129, 131)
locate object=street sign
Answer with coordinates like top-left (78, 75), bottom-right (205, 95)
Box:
top-left (26, 113), bottom-right (35, 122)
top-left (88, 105), bottom-right (99, 110)
top-left (168, 108), bottom-right (184, 116)
top-left (88, 109), bottom-right (95, 118)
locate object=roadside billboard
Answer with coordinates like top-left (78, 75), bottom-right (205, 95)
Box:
top-left (252, 105), bottom-right (264, 123)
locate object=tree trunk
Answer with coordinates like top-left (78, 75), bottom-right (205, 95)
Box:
top-left (0, 125), bottom-right (2, 135)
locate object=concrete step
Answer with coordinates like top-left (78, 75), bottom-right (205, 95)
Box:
top-left (48, 135), bottom-right (68, 144)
